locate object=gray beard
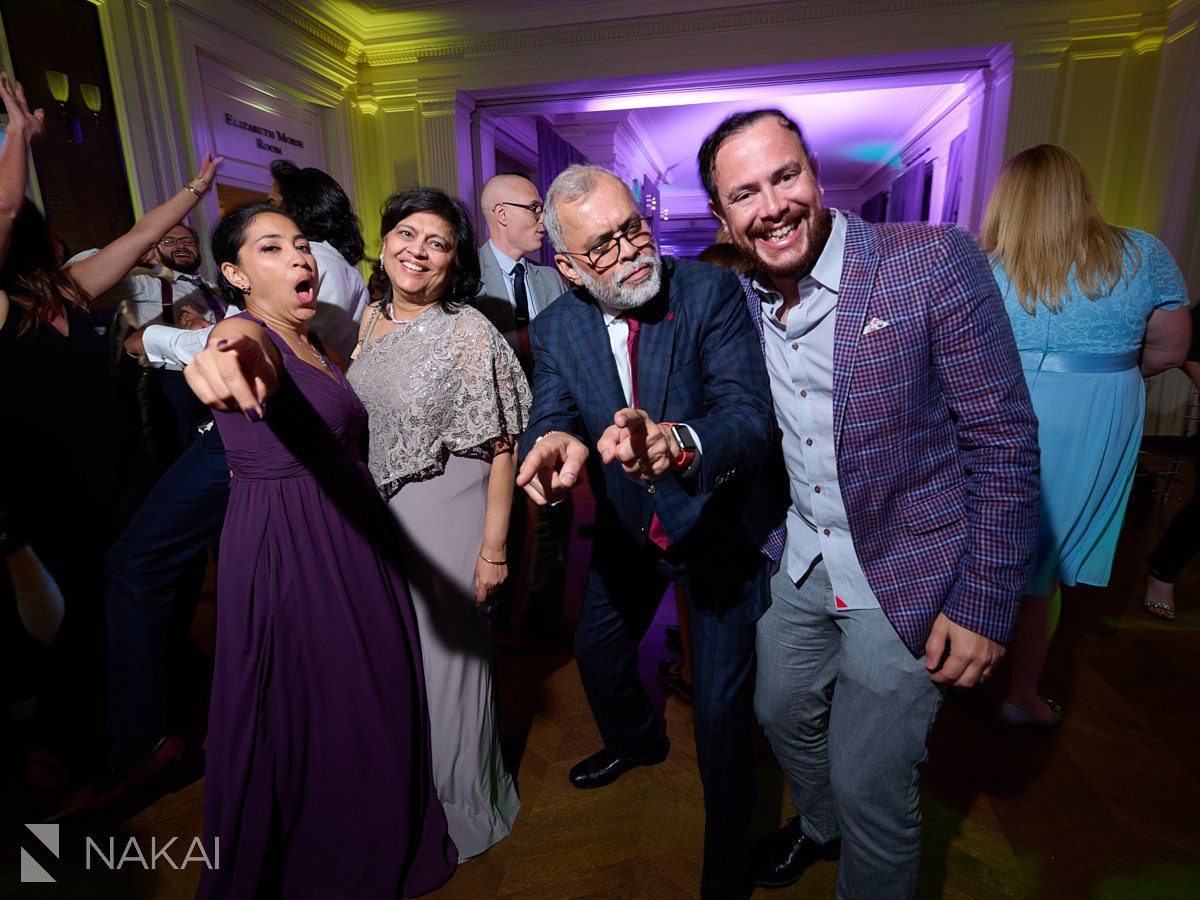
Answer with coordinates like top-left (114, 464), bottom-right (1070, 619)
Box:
top-left (575, 252), bottom-right (662, 311)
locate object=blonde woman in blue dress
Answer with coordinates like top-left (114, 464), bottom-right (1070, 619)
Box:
top-left (981, 144), bottom-right (1192, 727)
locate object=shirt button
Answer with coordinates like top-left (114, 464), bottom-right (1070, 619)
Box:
top-left (800, 389), bottom-right (808, 398)
top-left (824, 528), bottom-right (831, 536)
top-left (814, 485), bottom-right (822, 493)
top-left (791, 342), bottom-right (799, 350)
top-left (805, 438), bottom-right (813, 446)
top-left (646, 483), bottom-right (656, 494)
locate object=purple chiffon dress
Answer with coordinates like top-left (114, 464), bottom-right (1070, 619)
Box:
top-left (198, 318), bottom-right (457, 898)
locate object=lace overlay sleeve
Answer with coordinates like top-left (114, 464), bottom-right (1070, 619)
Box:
top-left (448, 307), bottom-right (532, 459)
top-left (1140, 231), bottom-right (1189, 311)
top-left (348, 305), bottom-right (532, 498)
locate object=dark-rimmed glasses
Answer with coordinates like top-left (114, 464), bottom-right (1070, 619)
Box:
top-left (561, 217), bottom-right (653, 271)
top-left (159, 236), bottom-right (198, 248)
top-left (499, 201), bottom-right (544, 217)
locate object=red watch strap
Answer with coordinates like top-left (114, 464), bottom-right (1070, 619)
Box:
top-left (661, 422), bottom-right (694, 470)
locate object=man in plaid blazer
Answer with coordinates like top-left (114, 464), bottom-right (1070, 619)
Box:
top-left (517, 165), bottom-right (776, 899)
top-left (698, 110), bottom-right (1039, 898)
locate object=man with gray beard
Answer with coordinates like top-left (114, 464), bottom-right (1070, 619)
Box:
top-left (517, 165), bottom-right (780, 898)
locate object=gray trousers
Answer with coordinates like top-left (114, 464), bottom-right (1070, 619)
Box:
top-left (755, 560), bottom-right (943, 900)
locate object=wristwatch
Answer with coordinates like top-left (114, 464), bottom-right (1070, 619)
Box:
top-left (664, 423), bottom-right (698, 471)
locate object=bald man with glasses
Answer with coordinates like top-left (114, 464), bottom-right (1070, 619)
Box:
top-left (475, 174), bottom-right (566, 371)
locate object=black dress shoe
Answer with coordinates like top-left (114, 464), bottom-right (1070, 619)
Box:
top-left (657, 657), bottom-right (694, 702)
top-left (568, 735), bottom-right (670, 789)
top-left (664, 624), bottom-right (683, 653)
top-left (750, 817), bottom-right (840, 888)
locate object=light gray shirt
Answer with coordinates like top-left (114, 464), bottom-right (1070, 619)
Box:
top-left (488, 241), bottom-right (541, 317)
top-left (755, 209), bottom-right (879, 610)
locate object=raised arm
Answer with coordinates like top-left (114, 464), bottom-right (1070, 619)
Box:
top-left (0, 74), bottom-right (46, 266)
top-left (67, 153), bottom-right (223, 300)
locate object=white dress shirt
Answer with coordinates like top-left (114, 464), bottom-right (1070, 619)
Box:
top-left (307, 240), bottom-right (370, 360)
top-left (142, 303), bottom-right (244, 369)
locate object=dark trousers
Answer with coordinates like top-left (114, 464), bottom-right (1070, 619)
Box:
top-left (1149, 495), bottom-right (1200, 582)
top-left (575, 535), bottom-right (764, 899)
top-left (522, 495), bottom-right (573, 627)
top-left (106, 424), bottom-right (230, 746)
top-left (137, 368), bottom-right (211, 468)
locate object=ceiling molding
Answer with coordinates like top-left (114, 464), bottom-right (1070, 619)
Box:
top-left (245, 0), bottom-right (363, 65)
top-left (356, 0), bottom-right (976, 68)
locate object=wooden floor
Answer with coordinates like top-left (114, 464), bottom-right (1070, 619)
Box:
top-left (2, 466), bottom-right (1198, 898)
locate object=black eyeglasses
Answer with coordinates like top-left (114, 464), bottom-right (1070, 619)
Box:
top-left (499, 201), bottom-right (544, 217)
top-left (561, 217), bottom-right (654, 271)
top-left (159, 237), bottom-right (198, 248)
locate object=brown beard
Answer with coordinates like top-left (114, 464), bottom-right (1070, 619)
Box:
top-left (742, 207), bottom-right (833, 282)
top-left (165, 255), bottom-right (201, 276)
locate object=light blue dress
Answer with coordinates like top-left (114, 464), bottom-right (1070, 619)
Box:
top-left (995, 230), bottom-right (1188, 595)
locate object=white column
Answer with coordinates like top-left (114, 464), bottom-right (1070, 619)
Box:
top-left (418, 93), bottom-right (476, 208)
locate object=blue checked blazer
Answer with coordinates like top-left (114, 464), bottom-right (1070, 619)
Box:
top-left (744, 215), bottom-right (1040, 653)
top-left (518, 256), bottom-right (775, 623)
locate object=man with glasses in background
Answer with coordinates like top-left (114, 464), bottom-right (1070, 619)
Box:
top-left (117, 223), bottom-right (225, 469)
top-left (475, 173), bottom-right (565, 371)
top-left (473, 174), bottom-right (574, 651)
top-left (66, 221), bottom-right (224, 474)
top-left (516, 164), bottom-right (779, 899)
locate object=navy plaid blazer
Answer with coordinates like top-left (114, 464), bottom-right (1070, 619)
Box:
top-left (743, 215), bottom-right (1040, 653)
top-left (518, 256), bottom-right (775, 623)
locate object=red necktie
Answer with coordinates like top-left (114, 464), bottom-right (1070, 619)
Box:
top-left (625, 316), bottom-right (670, 550)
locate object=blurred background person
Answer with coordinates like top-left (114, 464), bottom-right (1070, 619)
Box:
top-left (1142, 303), bottom-right (1200, 621)
top-left (981, 143), bottom-right (1192, 727)
top-left (267, 158), bottom-right (369, 364)
top-left (349, 187), bottom-right (529, 859)
top-left (184, 203), bottom-right (456, 896)
top-left (70, 221), bottom-right (224, 480)
top-left (0, 70), bottom-right (222, 780)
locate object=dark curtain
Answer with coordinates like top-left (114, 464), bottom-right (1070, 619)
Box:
top-left (536, 118), bottom-right (587, 267)
top-left (887, 160), bottom-right (931, 223)
top-left (861, 190), bottom-right (888, 223)
top-left (941, 132), bottom-right (967, 226)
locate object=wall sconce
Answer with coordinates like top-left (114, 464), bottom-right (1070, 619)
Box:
top-left (42, 70), bottom-right (102, 142)
top-left (45, 70), bottom-right (70, 115)
top-left (79, 83), bottom-right (102, 123)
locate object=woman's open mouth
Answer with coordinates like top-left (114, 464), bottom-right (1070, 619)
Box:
top-left (294, 278), bottom-right (314, 305)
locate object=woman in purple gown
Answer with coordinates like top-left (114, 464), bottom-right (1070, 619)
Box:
top-left (184, 204), bottom-right (456, 897)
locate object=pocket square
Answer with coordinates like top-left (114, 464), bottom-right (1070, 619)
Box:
top-left (862, 316), bottom-right (890, 336)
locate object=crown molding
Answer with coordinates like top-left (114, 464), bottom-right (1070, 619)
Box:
top-left (357, 0), bottom-right (977, 69)
top-left (244, 0), bottom-right (363, 66)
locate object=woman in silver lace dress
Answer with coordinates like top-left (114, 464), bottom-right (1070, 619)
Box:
top-left (348, 188), bottom-right (531, 859)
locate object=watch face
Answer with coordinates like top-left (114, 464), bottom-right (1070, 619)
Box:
top-left (672, 425), bottom-right (697, 452)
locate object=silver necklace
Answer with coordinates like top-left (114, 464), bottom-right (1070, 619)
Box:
top-left (296, 339), bottom-right (330, 370)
